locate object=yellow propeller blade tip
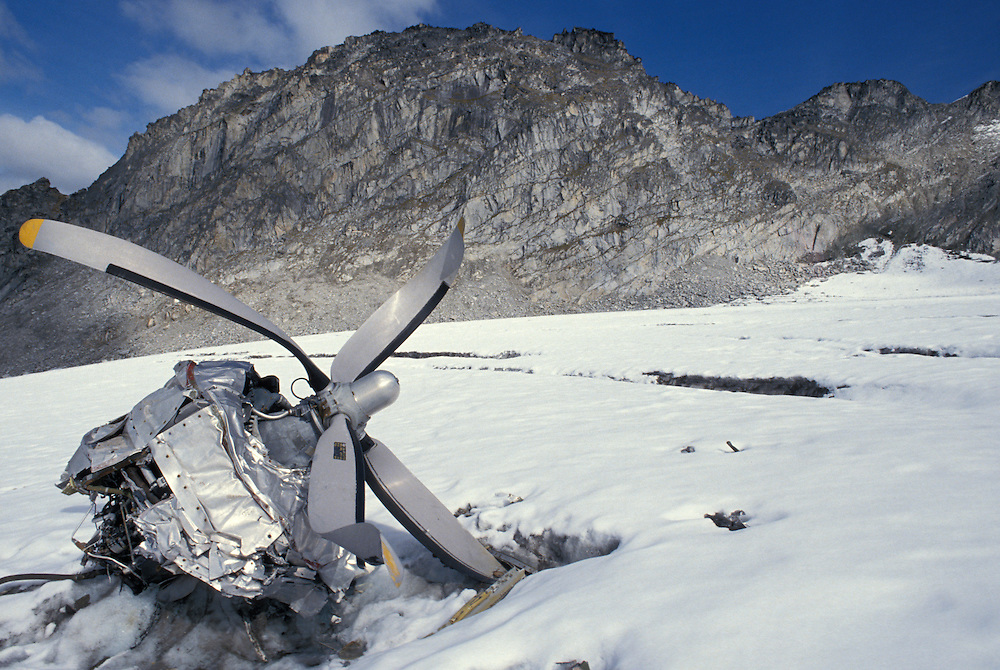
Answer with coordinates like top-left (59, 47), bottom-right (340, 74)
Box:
top-left (456, 217), bottom-right (465, 236)
top-left (19, 219), bottom-right (43, 249)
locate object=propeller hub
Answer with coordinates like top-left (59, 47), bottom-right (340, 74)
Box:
top-left (316, 370), bottom-right (399, 433)
top-left (351, 370), bottom-right (400, 416)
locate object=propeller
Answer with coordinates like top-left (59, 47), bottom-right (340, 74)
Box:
top-left (19, 217), bottom-right (504, 582)
top-left (18, 218), bottom-right (329, 391)
top-left (329, 220), bottom-right (464, 383)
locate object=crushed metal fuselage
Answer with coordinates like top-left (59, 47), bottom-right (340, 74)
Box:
top-left (60, 360), bottom-right (366, 616)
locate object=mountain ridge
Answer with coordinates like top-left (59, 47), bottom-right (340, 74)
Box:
top-left (1, 24), bottom-right (998, 377)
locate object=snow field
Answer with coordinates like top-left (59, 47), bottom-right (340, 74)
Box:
top-left (0, 242), bottom-right (998, 668)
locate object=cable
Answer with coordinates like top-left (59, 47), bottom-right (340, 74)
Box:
top-left (250, 406), bottom-right (291, 420)
top-left (0, 570), bottom-right (105, 589)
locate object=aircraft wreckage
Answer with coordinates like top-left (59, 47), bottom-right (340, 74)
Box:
top-left (17, 217), bottom-right (525, 618)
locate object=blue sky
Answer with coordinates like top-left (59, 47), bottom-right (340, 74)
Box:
top-left (1, 0), bottom-right (998, 195)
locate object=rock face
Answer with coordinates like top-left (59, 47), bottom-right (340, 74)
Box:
top-left (2, 24), bottom-right (999, 376)
top-left (0, 179), bottom-right (64, 301)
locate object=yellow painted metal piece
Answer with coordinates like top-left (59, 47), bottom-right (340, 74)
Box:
top-left (19, 218), bottom-right (43, 248)
top-left (438, 567), bottom-right (526, 631)
top-left (381, 538), bottom-right (403, 587)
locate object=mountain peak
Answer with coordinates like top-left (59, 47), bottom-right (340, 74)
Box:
top-left (2, 23), bottom-right (998, 376)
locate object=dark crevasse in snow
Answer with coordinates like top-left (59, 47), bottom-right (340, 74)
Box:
top-left (644, 371), bottom-right (833, 397)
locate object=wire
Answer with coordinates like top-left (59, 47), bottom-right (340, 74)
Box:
top-left (0, 570), bottom-right (105, 589)
top-left (84, 552), bottom-right (145, 585)
top-left (290, 377), bottom-right (311, 399)
top-left (119, 501), bottom-right (136, 558)
top-left (308, 407), bottom-right (325, 435)
top-left (250, 407), bottom-right (291, 420)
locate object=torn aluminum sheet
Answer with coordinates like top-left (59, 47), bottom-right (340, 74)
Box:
top-left (60, 360), bottom-right (367, 615)
top-left (149, 405), bottom-right (282, 556)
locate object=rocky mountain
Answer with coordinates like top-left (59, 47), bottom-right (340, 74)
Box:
top-left (2, 23), bottom-right (998, 377)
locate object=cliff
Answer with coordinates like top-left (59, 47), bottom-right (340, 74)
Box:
top-left (2, 24), bottom-right (998, 376)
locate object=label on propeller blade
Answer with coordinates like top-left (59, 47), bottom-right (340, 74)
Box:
top-left (333, 442), bottom-right (347, 460)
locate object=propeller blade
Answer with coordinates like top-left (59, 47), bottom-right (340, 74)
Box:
top-left (323, 522), bottom-right (405, 585)
top-left (19, 219), bottom-right (329, 391)
top-left (329, 220), bottom-right (465, 383)
top-left (307, 413), bottom-right (365, 537)
top-left (321, 522), bottom-right (382, 564)
top-left (364, 439), bottom-right (505, 582)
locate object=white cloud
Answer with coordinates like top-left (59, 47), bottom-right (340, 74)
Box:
top-left (0, 2), bottom-right (32, 48)
top-left (83, 106), bottom-right (132, 131)
top-left (0, 49), bottom-right (41, 84)
top-left (278, 0), bottom-right (437, 62)
top-left (120, 54), bottom-right (239, 114)
top-left (121, 0), bottom-right (290, 61)
top-left (119, 0), bottom-right (438, 67)
top-left (0, 1), bottom-right (42, 83)
top-left (0, 114), bottom-right (118, 194)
